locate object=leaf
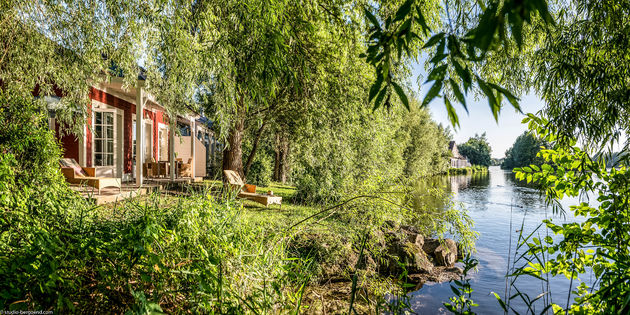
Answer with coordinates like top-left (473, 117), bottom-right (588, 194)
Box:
top-left (452, 59), bottom-right (472, 91)
top-left (394, 0), bottom-right (414, 22)
top-left (477, 77), bottom-right (499, 121)
top-left (368, 74), bottom-right (384, 101)
top-left (373, 85), bottom-right (388, 111)
top-left (426, 64), bottom-right (447, 82)
top-left (450, 285), bottom-right (461, 296)
top-left (489, 83), bottom-right (521, 112)
top-left (423, 32), bottom-right (445, 49)
top-left (492, 292), bottom-right (508, 311)
top-left (445, 97), bottom-right (459, 127)
top-left (415, 6), bottom-right (431, 35)
top-left (391, 81), bottom-right (410, 110)
top-left (364, 8), bottom-right (381, 30)
top-left (429, 52), bottom-right (448, 64)
top-left (422, 80), bottom-right (442, 107)
top-left (449, 78), bottom-right (467, 113)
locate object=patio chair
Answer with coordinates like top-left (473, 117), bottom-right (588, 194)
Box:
top-left (178, 157), bottom-right (192, 178)
top-left (59, 158), bottom-right (121, 194)
top-left (223, 170), bottom-right (282, 207)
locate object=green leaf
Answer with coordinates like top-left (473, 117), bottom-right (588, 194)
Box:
top-left (492, 292), bottom-right (508, 311)
top-left (452, 59), bottom-right (471, 91)
top-left (364, 8), bottom-right (381, 30)
top-left (449, 78), bottom-right (467, 114)
top-left (422, 80), bottom-right (442, 107)
top-left (391, 81), bottom-right (410, 110)
top-left (369, 74), bottom-right (384, 101)
top-left (489, 83), bottom-right (521, 112)
top-left (426, 64), bottom-right (447, 82)
top-left (445, 97), bottom-right (459, 127)
top-left (477, 77), bottom-right (499, 121)
top-left (373, 85), bottom-right (388, 111)
top-left (415, 6), bottom-right (431, 35)
top-left (394, 0), bottom-right (414, 22)
top-left (450, 285), bottom-right (461, 296)
top-left (423, 32), bottom-right (445, 49)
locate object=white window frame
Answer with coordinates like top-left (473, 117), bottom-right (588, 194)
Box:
top-left (92, 109), bottom-right (117, 167)
top-left (157, 123), bottom-right (169, 162)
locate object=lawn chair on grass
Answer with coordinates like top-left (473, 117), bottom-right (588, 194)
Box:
top-left (59, 158), bottom-right (121, 194)
top-left (223, 170), bottom-right (282, 207)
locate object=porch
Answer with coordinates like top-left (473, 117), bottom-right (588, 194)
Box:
top-left (69, 183), bottom-right (160, 205)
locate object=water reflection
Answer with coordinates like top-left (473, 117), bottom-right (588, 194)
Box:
top-left (410, 166), bottom-right (585, 314)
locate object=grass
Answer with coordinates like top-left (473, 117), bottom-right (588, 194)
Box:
top-left (90, 180), bottom-right (408, 313)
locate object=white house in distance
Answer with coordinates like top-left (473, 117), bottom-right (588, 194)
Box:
top-left (49, 74), bottom-right (219, 185)
top-left (448, 141), bottom-right (471, 168)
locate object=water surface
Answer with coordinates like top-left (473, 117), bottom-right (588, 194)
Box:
top-left (410, 166), bottom-right (590, 314)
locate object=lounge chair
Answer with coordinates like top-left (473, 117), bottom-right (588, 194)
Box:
top-left (59, 158), bottom-right (121, 194)
top-left (178, 157), bottom-right (192, 178)
top-left (223, 170), bottom-right (282, 207)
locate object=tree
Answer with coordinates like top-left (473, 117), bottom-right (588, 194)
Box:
top-left (458, 133), bottom-right (492, 167)
top-left (534, 1), bottom-right (630, 152)
top-left (501, 131), bottom-right (546, 170)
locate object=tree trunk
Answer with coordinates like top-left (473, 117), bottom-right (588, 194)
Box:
top-left (243, 121), bottom-right (266, 179)
top-left (222, 95), bottom-right (246, 180)
top-left (273, 132), bottom-right (289, 183)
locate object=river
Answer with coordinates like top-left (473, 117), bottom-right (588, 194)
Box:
top-left (410, 166), bottom-right (591, 314)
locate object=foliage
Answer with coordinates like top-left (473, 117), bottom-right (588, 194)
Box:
top-left (364, 0), bottom-right (555, 122)
top-left (501, 131), bottom-right (547, 170)
top-left (457, 133), bottom-right (492, 167)
top-left (447, 165), bottom-right (487, 175)
top-left (534, 1), bottom-right (630, 150)
top-left (400, 107), bottom-right (451, 177)
top-left (500, 114), bottom-right (630, 314)
top-left (291, 100), bottom-right (451, 204)
top-left (411, 178), bottom-right (478, 253)
top-left (444, 255), bottom-right (479, 315)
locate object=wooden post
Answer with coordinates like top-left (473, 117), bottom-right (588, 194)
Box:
top-left (170, 122), bottom-right (175, 180)
top-left (190, 118), bottom-right (196, 179)
top-left (135, 81), bottom-right (144, 186)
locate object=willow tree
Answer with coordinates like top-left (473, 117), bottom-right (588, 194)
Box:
top-left (194, 0), bottom-right (382, 180)
top-left (0, 0), bottom-right (205, 128)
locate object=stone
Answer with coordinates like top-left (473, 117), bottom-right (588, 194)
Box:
top-left (422, 238), bottom-right (441, 255)
top-left (434, 239), bottom-right (458, 267)
top-left (382, 233), bottom-right (432, 275)
top-left (406, 232), bottom-right (424, 248)
top-left (406, 243), bottom-right (433, 274)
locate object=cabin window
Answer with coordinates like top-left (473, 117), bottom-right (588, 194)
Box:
top-left (94, 111), bottom-right (115, 166)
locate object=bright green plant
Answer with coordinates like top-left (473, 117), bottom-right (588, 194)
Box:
top-left (444, 255), bottom-right (479, 314)
top-left (512, 114), bottom-right (630, 313)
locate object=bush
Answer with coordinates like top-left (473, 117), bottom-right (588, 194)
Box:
top-left (246, 152), bottom-right (273, 186)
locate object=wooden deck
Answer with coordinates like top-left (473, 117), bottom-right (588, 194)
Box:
top-left (70, 183), bottom-right (160, 205)
top-left (146, 177), bottom-right (204, 184)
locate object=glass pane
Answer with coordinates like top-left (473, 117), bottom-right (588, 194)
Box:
top-left (106, 113), bottom-right (113, 125)
top-left (106, 140), bottom-right (113, 153)
top-left (106, 126), bottom-right (113, 139)
top-left (95, 153), bottom-right (102, 166)
top-left (95, 125), bottom-right (102, 138)
top-left (106, 154), bottom-right (113, 166)
top-left (95, 139), bottom-right (102, 153)
top-left (95, 112), bottom-right (102, 124)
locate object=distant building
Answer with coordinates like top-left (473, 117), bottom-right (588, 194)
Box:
top-left (449, 141), bottom-right (471, 168)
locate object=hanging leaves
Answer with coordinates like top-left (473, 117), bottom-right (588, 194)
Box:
top-left (363, 0), bottom-right (554, 126)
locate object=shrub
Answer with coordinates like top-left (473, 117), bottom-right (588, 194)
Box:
top-left (246, 153), bottom-right (273, 186)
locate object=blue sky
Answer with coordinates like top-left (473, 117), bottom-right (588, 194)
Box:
top-left (412, 62), bottom-right (544, 159)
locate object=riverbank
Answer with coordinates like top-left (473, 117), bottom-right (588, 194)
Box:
top-left (2, 168), bottom-right (472, 314)
top-left (447, 165), bottom-right (488, 175)
top-left (216, 181), bottom-right (466, 312)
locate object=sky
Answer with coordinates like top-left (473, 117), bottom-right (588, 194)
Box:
top-left (412, 62), bottom-right (544, 159)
